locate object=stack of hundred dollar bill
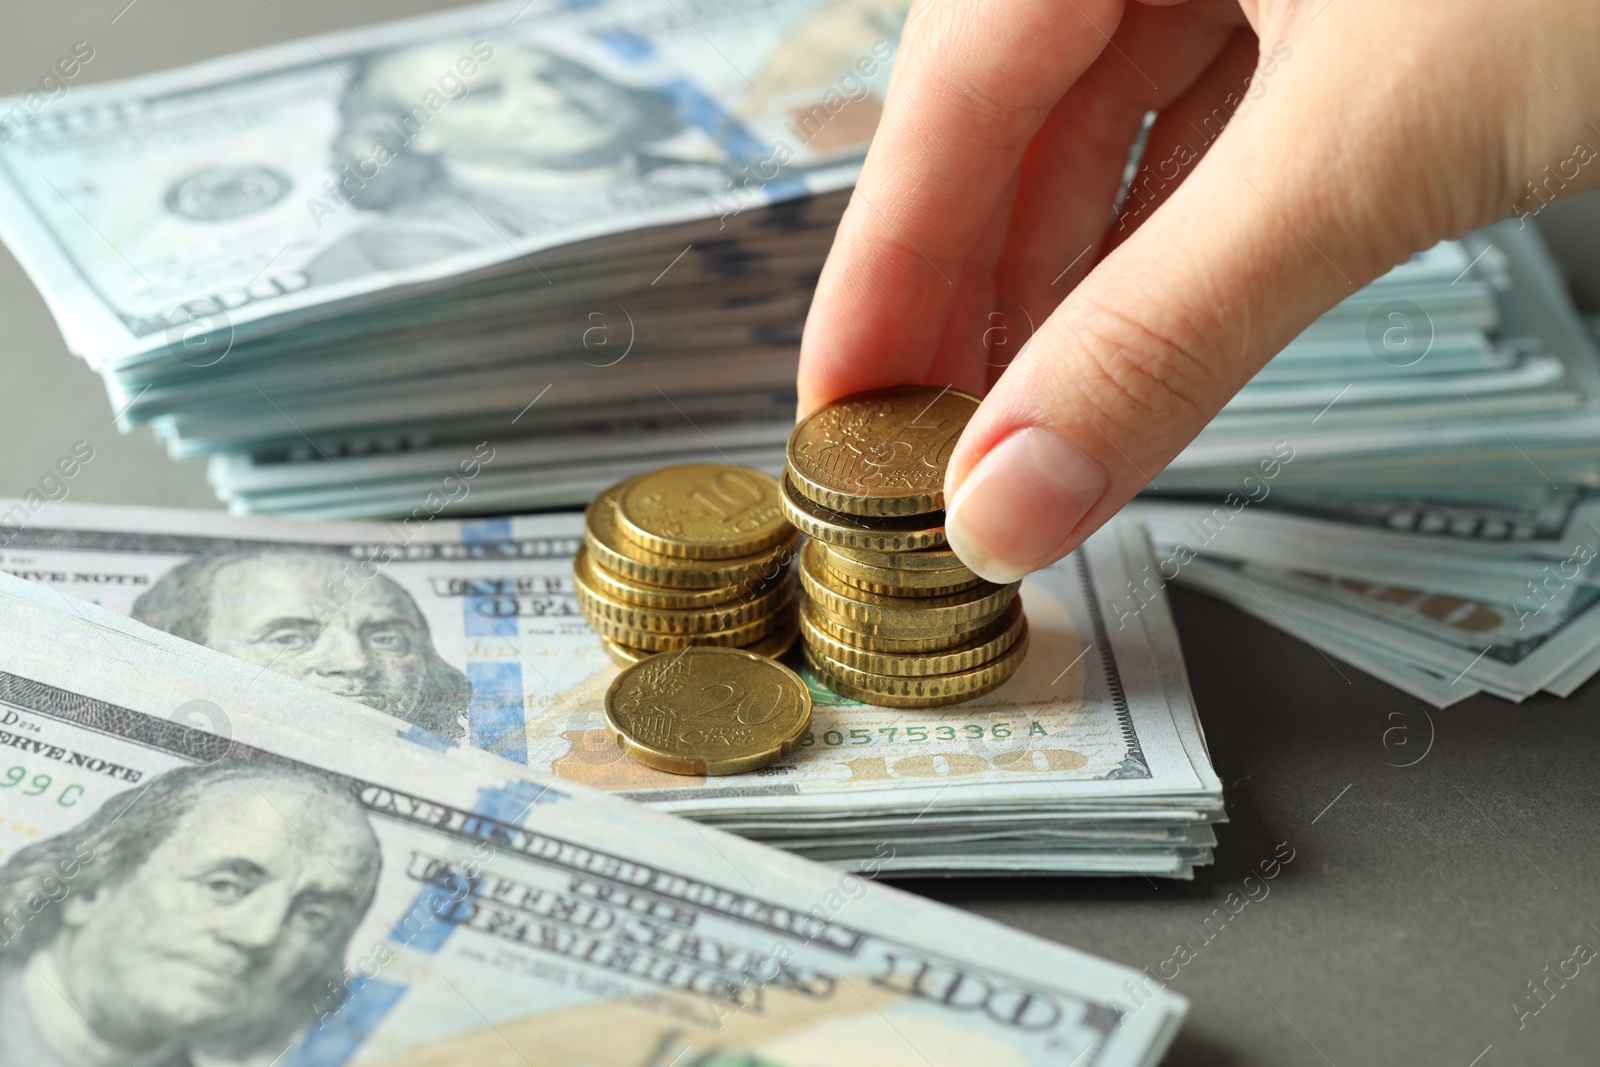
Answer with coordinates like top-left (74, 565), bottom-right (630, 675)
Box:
top-left (4, 0), bottom-right (1598, 549)
top-left (0, 500), bottom-right (1223, 878)
top-left (0, 0), bottom-right (902, 515)
top-left (0, 570), bottom-right (1189, 1065)
top-left (1129, 221), bottom-right (1600, 706)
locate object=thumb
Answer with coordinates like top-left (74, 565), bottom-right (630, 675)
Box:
top-left (942, 16), bottom-right (1461, 583)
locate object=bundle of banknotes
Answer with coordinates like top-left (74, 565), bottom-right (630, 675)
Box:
top-left (1128, 491), bottom-right (1600, 707)
top-left (0, 568), bottom-right (1190, 1065)
top-left (1127, 219), bottom-right (1600, 706)
top-left (1161, 220), bottom-right (1600, 493)
top-left (0, 499), bottom-right (1224, 877)
top-left (5, 0), bottom-right (1598, 537)
top-left (0, 0), bottom-right (903, 516)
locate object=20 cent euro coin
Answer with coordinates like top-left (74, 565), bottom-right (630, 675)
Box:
top-left (604, 646), bottom-right (813, 775)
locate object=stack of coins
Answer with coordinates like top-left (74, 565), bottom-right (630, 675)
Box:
top-left (782, 385), bottom-right (1029, 707)
top-left (576, 463), bottom-right (800, 665)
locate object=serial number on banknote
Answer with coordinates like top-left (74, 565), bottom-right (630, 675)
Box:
top-left (0, 763), bottom-right (87, 807)
top-left (799, 721), bottom-right (1051, 747)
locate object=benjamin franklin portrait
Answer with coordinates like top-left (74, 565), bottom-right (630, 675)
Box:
top-left (306, 38), bottom-right (733, 283)
top-left (0, 761), bottom-right (382, 1067)
top-left (131, 549), bottom-right (472, 740)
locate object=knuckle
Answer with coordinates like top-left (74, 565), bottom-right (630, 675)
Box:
top-left (917, 69), bottom-right (1047, 155)
top-left (1065, 298), bottom-right (1220, 438)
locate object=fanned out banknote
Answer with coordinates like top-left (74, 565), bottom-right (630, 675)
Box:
top-left (1130, 490), bottom-right (1600, 707)
top-left (1159, 221), bottom-right (1600, 494)
top-left (0, 499), bottom-right (1223, 877)
top-left (0, 572), bottom-right (1188, 1066)
top-left (0, 0), bottom-right (903, 513)
top-left (1124, 218), bottom-right (1600, 707)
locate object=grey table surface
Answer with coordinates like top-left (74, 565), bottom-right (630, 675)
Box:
top-left (5, 4), bottom-right (1600, 1065)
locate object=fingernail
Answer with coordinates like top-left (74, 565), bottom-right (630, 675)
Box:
top-left (945, 426), bottom-right (1109, 583)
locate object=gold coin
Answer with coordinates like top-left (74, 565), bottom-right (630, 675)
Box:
top-left (615, 464), bottom-right (791, 560)
top-left (826, 542), bottom-right (966, 572)
top-left (606, 646), bottom-right (813, 775)
top-left (576, 545), bottom-right (782, 610)
top-left (601, 638), bottom-right (646, 668)
top-left (804, 622), bottom-right (1029, 708)
top-left (779, 474), bottom-right (946, 552)
top-left (802, 597), bottom-right (1024, 676)
top-left (829, 570), bottom-right (981, 597)
top-left (801, 600), bottom-right (1001, 651)
top-left (576, 555), bottom-right (794, 634)
top-left (603, 614), bottom-right (800, 667)
top-left (585, 599), bottom-right (794, 651)
top-left (586, 478), bottom-right (796, 589)
top-left (799, 540), bottom-right (1017, 630)
top-left (814, 541), bottom-right (980, 596)
top-left (787, 385), bottom-right (980, 516)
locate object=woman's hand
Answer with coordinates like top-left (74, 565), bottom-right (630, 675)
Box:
top-left (797, 0), bottom-right (1600, 581)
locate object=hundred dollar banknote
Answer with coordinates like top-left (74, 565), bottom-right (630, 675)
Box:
top-left (0, 570), bottom-right (1188, 1066)
top-left (0, 0), bottom-right (899, 371)
top-left (0, 499), bottom-right (1223, 876)
top-left (1129, 490), bottom-right (1600, 609)
top-left (1176, 553), bottom-right (1600, 702)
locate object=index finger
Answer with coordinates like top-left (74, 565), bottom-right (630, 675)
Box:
top-left (797, 0), bottom-right (1126, 412)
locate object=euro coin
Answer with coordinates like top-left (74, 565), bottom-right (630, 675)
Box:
top-left (801, 601), bottom-right (997, 652)
top-left (803, 621), bottom-right (1029, 708)
top-left (613, 613), bottom-right (799, 665)
top-left (586, 477), bottom-right (796, 589)
top-left (829, 570), bottom-right (982, 598)
top-left (787, 385), bottom-right (979, 516)
top-left (799, 540), bottom-right (1017, 630)
top-left (605, 646), bottom-right (813, 775)
top-left (584, 596), bottom-right (794, 651)
top-left (585, 489), bottom-right (796, 598)
top-left (826, 542), bottom-right (967, 572)
top-left (603, 613), bottom-right (801, 667)
top-left (576, 545), bottom-right (781, 610)
top-left (779, 474), bottom-right (946, 552)
top-left (615, 464), bottom-right (791, 560)
top-left (575, 554), bottom-right (794, 634)
top-left (814, 541), bottom-right (980, 596)
top-left (801, 597), bottom-right (1024, 676)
